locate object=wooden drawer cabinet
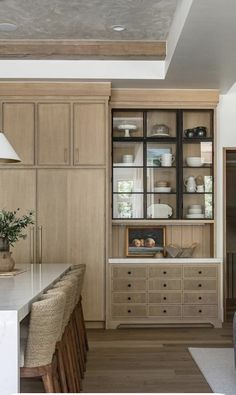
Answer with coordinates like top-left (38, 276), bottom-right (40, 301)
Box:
top-left (112, 266), bottom-right (147, 278)
top-left (183, 305), bottom-right (217, 318)
top-left (149, 279), bottom-right (182, 291)
top-left (112, 279), bottom-right (146, 291)
top-left (112, 305), bottom-right (147, 317)
top-left (183, 266), bottom-right (217, 278)
top-left (112, 292), bottom-right (147, 304)
top-left (183, 279), bottom-right (217, 291)
top-left (107, 262), bottom-right (222, 328)
top-left (149, 292), bottom-right (182, 304)
top-left (183, 292), bottom-right (217, 305)
top-left (149, 266), bottom-right (182, 278)
top-left (149, 305), bottom-right (182, 317)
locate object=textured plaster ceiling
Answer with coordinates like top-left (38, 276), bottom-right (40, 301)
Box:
top-left (0, 0), bottom-right (177, 40)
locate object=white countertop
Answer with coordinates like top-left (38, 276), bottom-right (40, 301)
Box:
top-left (0, 263), bottom-right (71, 321)
top-left (109, 258), bottom-right (222, 264)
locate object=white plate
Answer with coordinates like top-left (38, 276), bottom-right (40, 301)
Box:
top-left (150, 132), bottom-right (170, 137)
top-left (154, 187), bottom-right (171, 193)
top-left (186, 214), bottom-right (205, 219)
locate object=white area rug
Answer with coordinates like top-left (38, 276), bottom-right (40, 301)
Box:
top-left (189, 348), bottom-right (236, 395)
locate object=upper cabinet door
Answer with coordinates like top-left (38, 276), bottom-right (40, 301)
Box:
top-left (37, 103), bottom-right (70, 165)
top-left (74, 103), bottom-right (106, 165)
top-left (2, 103), bottom-right (35, 165)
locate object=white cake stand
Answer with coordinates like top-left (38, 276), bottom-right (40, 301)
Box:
top-left (117, 124), bottom-right (137, 138)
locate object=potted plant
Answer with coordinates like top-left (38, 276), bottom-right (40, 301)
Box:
top-left (0, 208), bottom-right (34, 272)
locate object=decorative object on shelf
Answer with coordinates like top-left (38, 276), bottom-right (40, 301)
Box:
top-left (184, 176), bottom-right (197, 192)
top-left (150, 124), bottom-right (170, 137)
top-left (126, 226), bottom-right (165, 257)
top-left (147, 203), bottom-right (173, 219)
top-left (154, 186), bottom-right (171, 193)
top-left (117, 124), bottom-right (137, 138)
top-left (186, 204), bottom-right (204, 218)
top-left (0, 131), bottom-right (21, 163)
top-left (122, 154), bottom-right (133, 163)
top-left (161, 153), bottom-right (175, 167)
top-left (147, 147), bottom-right (170, 166)
top-left (153, 251), bottom-right (164, 258)
top-left (165, 242), bottom-right (198, 258)
top-left (186, 156), bottom-right (204, 167)
top-left (0, 209), bottom-right (34, 272)
top-left (184, 126), bottom-right (207, 139)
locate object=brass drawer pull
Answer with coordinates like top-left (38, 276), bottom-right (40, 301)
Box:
top-left (128, 284), bottom-right (131, 288)
top-left (198, 284), bottom-right (202, 287)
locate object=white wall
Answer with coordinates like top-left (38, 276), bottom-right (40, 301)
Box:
top-left (217, 82), bottom-right (236, 257)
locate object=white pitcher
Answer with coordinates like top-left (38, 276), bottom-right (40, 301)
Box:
top-left (184, 176), bottom-right (196, 192)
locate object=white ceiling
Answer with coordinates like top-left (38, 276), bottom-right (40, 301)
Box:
top-left (0, 0), bottom-right (177, 40)
top-left (0, 0), bottom-right (236, 93)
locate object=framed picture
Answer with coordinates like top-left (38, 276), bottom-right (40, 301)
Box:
top-left (126, 226), bottom-right (166, 257)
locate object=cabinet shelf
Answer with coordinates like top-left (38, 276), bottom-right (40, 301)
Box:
top-left (112, 108), bottom-right (214, 220)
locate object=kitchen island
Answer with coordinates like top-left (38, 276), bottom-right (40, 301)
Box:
top-left (0, 263), bottom-right (71, 395)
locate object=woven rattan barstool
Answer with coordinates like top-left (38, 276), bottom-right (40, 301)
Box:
top-left (20, 292), bottom-right (66, 393)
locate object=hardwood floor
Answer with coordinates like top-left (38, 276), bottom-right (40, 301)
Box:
top-left (21, 324), bottom-right (233, 393)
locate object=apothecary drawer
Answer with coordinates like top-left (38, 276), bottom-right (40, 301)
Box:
top-left (183, 266), bottom-right (217, 278)
top-left (149, 305), bottom-right (182, 317)
top-left (183, 305), bottom-right (217, 318)
top-left (183, 279), bottom-right (217, 291)
top-left (149, 279), bottom-right (182, 291)
top-left (112, 292), bottom-right (147, 304)
top-left (112, 304), bottom-right (147, 317)
top-left (112, 279), bottom-right (147, 291)
top-left (112, 266), bottom-right (147, 278)
top-left (149, 266), bottom-right (182, 278)
top-left (149, 292), bottom-right (182, 304)
top-left (183, 292), bottom-right (217, 305)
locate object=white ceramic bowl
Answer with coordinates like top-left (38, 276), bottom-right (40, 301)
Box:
top-left (154, 187), bottom-right (171, 193)
top-left (186, 213), bottom-right (205, 219)
top-left (189, 204), bottom-right (202, 209)
top-left (186, 156), bottom-right (204, 167)
top-left (188, 208), bottom-right (202, 214)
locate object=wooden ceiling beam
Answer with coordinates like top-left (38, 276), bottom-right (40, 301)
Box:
top-left (0, 40), bottom-right (166, 60)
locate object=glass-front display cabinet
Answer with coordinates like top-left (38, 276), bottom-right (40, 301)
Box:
top-left (112, 109), bottom-right (214, 220)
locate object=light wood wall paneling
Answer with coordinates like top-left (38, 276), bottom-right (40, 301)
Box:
top-left (73, 102), bottom-right (106, 166)
top-left (2, 102), bottom-right (35, 165)
top-left (37, 103), bottom-right (71, 165)
top-left (0, 169), bottom-right (36, 263)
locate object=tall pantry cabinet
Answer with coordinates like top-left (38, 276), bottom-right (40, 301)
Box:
top-left (0, 82), bottom-right (111, 323)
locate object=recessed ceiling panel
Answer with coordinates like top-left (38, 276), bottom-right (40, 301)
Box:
top-left (0, 0), bottom-right (177, 40)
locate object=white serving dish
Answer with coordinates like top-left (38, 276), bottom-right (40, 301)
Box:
top-left (188, 208), bottom-right (202, 214)
top-left (186, 156), bottom-right (204, 167)
top-left (154, 187), bottom-right (171, 193)
top-left (118, 124), bottom-right (137, 131)
top-left (186, 213), bottom-right (205, 219)
top-left (147, 203), bottom-right (173, 218)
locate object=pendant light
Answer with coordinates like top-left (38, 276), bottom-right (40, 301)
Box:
top-left (0, 131), bottom-right (21, 163)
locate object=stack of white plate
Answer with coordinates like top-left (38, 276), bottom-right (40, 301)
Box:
top-left (154, 186), bottom-right (171, 192)
top-left (186, 204), bottom-right (205, 218)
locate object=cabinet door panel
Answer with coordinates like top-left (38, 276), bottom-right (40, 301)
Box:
top-left (37, 170), bottom-right (69, 263)
top-left (38, 103), bottom-right (70, 165)
top-left (74, 103), bottom-right (106, 165)
top-left (69, 169), bottom-right (105, 320)
top-left (2, 103), bottom-right (35, 165)
top-left (0, 170), bottom-right (36, 263)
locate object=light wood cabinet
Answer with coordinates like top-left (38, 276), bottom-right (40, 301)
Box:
top-left (0, 169), bottom-right (36, 263)
top-left (107, 261), bottom-right (222, 328)
top-left (2, 102), bottom-right (35, 165)
top-left (73, 103), bottom-right (106, 165)
top-left (37, 103), bottom-right (70, 165)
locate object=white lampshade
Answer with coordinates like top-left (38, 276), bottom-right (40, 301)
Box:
top-left (0, 131), bottom-right (21, 163)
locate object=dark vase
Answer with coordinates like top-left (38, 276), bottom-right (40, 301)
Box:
top-left (0, 238), bottom-right (10, 252)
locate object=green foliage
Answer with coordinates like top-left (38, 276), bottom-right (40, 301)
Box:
top-left (0, 208), bottom-right (34, 246)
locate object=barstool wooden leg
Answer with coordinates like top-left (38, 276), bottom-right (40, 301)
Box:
top-left (56, 343), bottom-right (68, 393)
top-left (42, 366), bottom-right (55, 393)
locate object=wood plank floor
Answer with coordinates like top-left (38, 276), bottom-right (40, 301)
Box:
top-left (21, 324), bottom-right (233, 393)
